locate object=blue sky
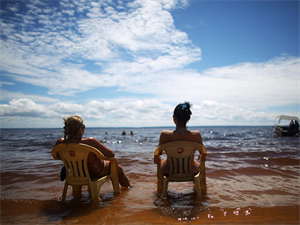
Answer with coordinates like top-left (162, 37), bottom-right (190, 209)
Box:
top-left (0, 0), bottom-right (299, 128)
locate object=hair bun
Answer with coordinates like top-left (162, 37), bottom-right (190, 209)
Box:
top-left (173, 102), bottom-right (192, 124)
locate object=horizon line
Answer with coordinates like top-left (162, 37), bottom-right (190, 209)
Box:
top-left (0, 125), bottom-right (274, 129)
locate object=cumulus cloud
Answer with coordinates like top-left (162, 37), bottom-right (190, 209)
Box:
top-left (0, 98), bottom-right (171, 127)
top-left (0, 98), bottom-right (57, 117)
top-left (0, 97), bottom-right (293, 128)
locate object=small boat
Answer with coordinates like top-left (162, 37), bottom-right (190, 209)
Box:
top-left (273, 115), bottom-right (300, 137)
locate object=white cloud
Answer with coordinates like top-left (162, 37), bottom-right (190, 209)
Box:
top-left (0, 89), bottom-right (59, 103)
top-left (118, 56), bottom-right (299, 107)
top-left (191, 101), bottom-right (278, 126)
top-left (0, 98), bottom-right (57, 118)
top-left (0, 97), bottom-right (295, 128)
top-left (0, 81), bottom-right (14, 87)
top-left (0, 98), bottom-right (171, 127)
top-left (199, 57), bottom-right (299, 106)
top-left (0, 0), bottom-right (200, 96)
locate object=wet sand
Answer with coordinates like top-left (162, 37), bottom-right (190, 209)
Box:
top-left (1, 155), bottom-right (299, 224)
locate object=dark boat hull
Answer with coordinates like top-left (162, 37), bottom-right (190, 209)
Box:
top-left (273, 126), bottom-right (299, 137)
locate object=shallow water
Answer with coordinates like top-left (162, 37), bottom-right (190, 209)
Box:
top-left (1, 127), bottom-right (299, 224)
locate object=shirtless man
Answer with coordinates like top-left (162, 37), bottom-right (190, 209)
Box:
top-left (156, 102), bottom-right (204, 174)
top-left (55, 115), bottom-right (131, 192)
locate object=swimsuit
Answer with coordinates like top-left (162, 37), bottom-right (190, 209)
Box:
top-left (94, 160), bottom-right (105, 177)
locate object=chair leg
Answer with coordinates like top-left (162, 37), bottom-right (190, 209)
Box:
top-left (200, 178), bottom-right (207, 195)
top-left (110, 176), bottom-right (120, 195)
top-left (62, 182), bottom-right (68, 201)
top-left (89, 182), bottom-right (101, 202)
top-left (194, 175), bottom-right (202, 198)
top-left (200, 162), bottom-right (207, 195)
top-left (162, 177), bottom-right (169, 197)
top-left (157, 177), bottom-right (163, 193)
top-left (72, 185), bottom-right (82, 199)
top-left (157, 169), bottom-right (163, 193)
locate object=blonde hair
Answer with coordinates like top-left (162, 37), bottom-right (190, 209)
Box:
top-left (63, 115), bottom-right (84, 139)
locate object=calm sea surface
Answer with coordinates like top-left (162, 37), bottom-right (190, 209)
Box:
top-left (0, 126), bottom-right (299, 224)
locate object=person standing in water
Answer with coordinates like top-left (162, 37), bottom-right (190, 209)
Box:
top-left (55, 115), bottom-right (131, 192)
top-left (155, 102), bottom-right (204, 175)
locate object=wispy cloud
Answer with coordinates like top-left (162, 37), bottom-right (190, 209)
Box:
top-left (114, 56), bottom-right (299, 107)
top-left (0, 89), bottom-right (59, 103)
top-left (1, 0), bottom-right (200, 95)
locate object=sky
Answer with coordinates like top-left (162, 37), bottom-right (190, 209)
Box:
top-left (0, 0), bottom-right (299, 128)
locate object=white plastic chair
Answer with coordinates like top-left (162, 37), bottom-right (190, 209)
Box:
top-left (154, 141), bottom-right (207, 198)
top-left (52, 143), bottom-right (120, 201)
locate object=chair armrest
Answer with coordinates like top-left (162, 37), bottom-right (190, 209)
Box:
top-left (92, 150), bottom-right (117, 162)
top-left (154, 146), bottom-right (162, 165)
top-left (101, 156), bottom-right (118, 161)
top-left (51, 146), bottom-right (62, 160)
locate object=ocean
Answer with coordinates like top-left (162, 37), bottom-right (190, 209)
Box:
top-left (0, 126), bottom-right (299, 224)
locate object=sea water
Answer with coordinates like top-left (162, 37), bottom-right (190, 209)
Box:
top-left (0, 127), bottom-right (299, 224)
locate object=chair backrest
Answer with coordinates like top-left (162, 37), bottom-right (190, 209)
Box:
top-left (159, 141), bottom-right (206, 181)
top-left (52, 143), bottom-right (106, 186)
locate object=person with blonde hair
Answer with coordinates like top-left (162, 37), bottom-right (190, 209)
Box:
top-left (55, 115), bottom-right (131, 191)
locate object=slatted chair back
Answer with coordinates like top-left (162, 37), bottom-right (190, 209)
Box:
top-left (52, 143), bottom-right (120, 201)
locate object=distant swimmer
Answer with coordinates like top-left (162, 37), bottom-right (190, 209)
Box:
top-left (122, 130), bottom-right (126, 135)
top-left (130, 131), bottom-right (134, 135)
